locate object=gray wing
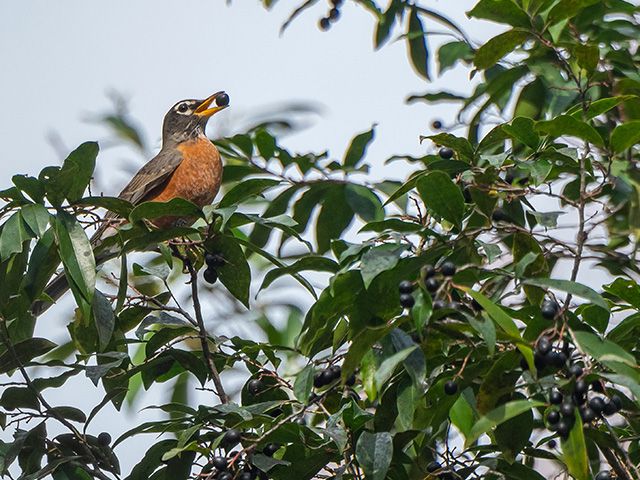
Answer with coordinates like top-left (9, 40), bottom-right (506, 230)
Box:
top-left (117, 148), bottom-right (184, 204)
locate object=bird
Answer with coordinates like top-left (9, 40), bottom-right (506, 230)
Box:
top-left (32, 91), bottom-right (230, 316)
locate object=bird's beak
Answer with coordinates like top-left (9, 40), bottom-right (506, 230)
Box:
top-left (194, 91), bottom-right (229, 117)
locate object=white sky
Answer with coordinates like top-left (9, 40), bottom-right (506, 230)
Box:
top-left (0, 0), bottom-right (515, 474)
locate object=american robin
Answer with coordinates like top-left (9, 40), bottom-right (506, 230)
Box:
top-left (33, 91), bottom-right (229, 315)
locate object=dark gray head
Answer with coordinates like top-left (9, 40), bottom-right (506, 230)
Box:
top-left (162, 91), bottom-right (229, 145)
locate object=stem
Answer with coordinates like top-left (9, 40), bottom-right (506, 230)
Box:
top-left (185, 259), bottom-right (229, 404)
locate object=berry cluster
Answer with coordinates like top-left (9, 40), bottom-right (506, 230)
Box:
top-left (203, 430), bottom-right (279, 480)
top-left (426, 460), bottom-right (456, 479)
top-left (533, 336), bottom-right (623, 440)
top-left (318, 0), bottom-right (343, 31)
top-left (313, 363), bottom-right (355, 388)
top-left (421, 261), bottom-right (456, 296)
top-left (203, 251), bottom-right (225, 284)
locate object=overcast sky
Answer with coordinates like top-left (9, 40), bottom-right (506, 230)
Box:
top-left (0, 0), bottom-right (507, 473)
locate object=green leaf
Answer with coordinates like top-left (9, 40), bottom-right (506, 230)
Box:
top-left (0, 212), bottom-right (32, 261)
top-left (521, 278), bottom-right (608, 311)
top-left (474, 29), bottom-right (529, 69)
top-left (205, 235), bottom-right (251, 308)
top-left (78, 196), bottom-right (134, 218)
top-left (438, 41), bottom-right (473, 74)
top-left (316, 185), bottom-right (354, 254)
top-left (361, 244), bottom-right (406, 288)
top-left (218, 178), bottom-right (280, 208)
top-left (407, 8), bottom-right (430, 80)
top-left (0, 387), bottom-right (40, 410)
top-left (12, 174), bottom-right (45, 203)
top-left (20, 204), bottom-right (51, 238)
top-left (548, 0), bottom-right (600, 25)
top-left (422, 133), bottom-right (475, 161)
top-left (293, 364), bottom-right (314, 403)
top-left (255, 129), bottom-right (276, 160)
top-left (572, 43), bottom-right (599, 76)
top-left (416, 171), bottom-right (465, 227)
top-left (466, 400), bottom-right (544, 446)
top-left (374, 346), bottom-right (417, 392)
top-left (463, 289), bottom-right (521, 339)
top-left (54, 211), bottom-right (96, 307)
top-left (260, 256), bottom-right (338, 291)
top-left (59, 142), bottom-right (100, 203)
top-left (573, 331), bottom-right (635, 367)
top-left (343, 127), bottom-right (375, 168)
top-left (611, 120), bottom-right (640, 153)
top-left (129, 198), bottom-right (203, 223)
top-left (354, 431), bottom-right (393, 480)
top-left (535, 115), bottom-right (604, 147)
top-left (49, 406), bottom-right (87, 423)
top-left (0, 338), bottom-right (57, 374)
top-left (92, 290), bottom-right (115, 351)
top-left (345, 184), bottom-right (383, 222)
top-left (502, 116), bottom-right (540, 150)
top-left (396, 380), bottom-right (418, 431)
top-left (450, 393), bottom-right (475, 438)
top-left (561, 410), bottom-right (589, 480)
top-left (467, 0), bottom-right (530, 28)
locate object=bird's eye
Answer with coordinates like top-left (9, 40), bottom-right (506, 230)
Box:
top-left (177, 103), bottom-right (189, 113)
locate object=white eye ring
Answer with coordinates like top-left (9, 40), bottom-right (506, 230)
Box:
top-left (177, 103), bottom-right (189, 113)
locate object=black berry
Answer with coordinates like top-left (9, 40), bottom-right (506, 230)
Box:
top-left (330, 0), bottom-right (343, 6)
top-left (548, 439), bottom-right (557, 448)
top-left (222, 429), bottom-right (241, 446)
top-left (204, 268), bottom-right (218, 284)
top-left (536, 337), bottom-right (552, 355)
top-left (439, 147), bottom-right (454, 159)
top-left (315, 369), bottom-right (334, 387)
top-left (589, 396), bottom-right (605, 414)
top-left (97, 432), bottom-right (111, 446)
top-left (491, 207), bottom-right (510, 222)
top-left (557, 419), bottom-right (570, 438)
top-left (580, 406), bottom-right (596, 423)
top-left (595, 471), bottom-right (612, 480)
top-left (433, 299), bottom-right (447, 310)
top-left (238, 471), bottom-right (254, 480)
top-left (422, 264), bottom-right (436, 278)
top-left (328, 7), bottom-right (340, 20)
top-left (205, 252), bottom-right (225, 268)
top-left (611, 394), bottom-right (622, 410)
top-left (216, 93), bottom-right (230, 108)
top-left (329, 365), bottom-right (342, 380)
top-left (212, 456), bottom-right (227, 470)
top-left (319, 17), bottom-right (330, 30)
top-left (560, 401), bottom-right (574, 417)
top-left (444, 380), bottom-right (458, 395)
top-left (541, 300), bottom-right (559, 319)
top-left (568, 364), bottom-right (583, 377)
top-left (218, 472), bottom-right (233, 480)
top-left (549, 390), bottom-right (563, 405)
top-left (425, 277), bottom-right (440, 292)
top-left (248, 379), bottom-right (263, 396)
top-left (398, 280), bottom-right (414, 294)
top-left (574, 379), bottom-right (587, 395)
top-left (263, 443), bottom-right (280, 456)
top-left (440, 261), bottom-right (456, 277)
top-left (547, 410), bottom-right (560, 425)
top-left (400, 293), bottom-right (415, 308)
top-left (603, 399), bottom-right (618, 416)
top-left (346, 374), bottom-right (356, 386)
top-left (432, 120), bottom-right (442, 130)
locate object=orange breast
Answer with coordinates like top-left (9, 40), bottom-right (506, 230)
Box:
top-left (148, 136), bottom-right (222, 229)
top-left (150, 136), bottom-right (223, 207)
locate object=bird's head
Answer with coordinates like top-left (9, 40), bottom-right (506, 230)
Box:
top-left (162, 91), bottom-right (229, 144)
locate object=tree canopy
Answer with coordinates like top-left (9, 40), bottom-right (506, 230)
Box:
top-left (2, 1), bottom-right (640, 479)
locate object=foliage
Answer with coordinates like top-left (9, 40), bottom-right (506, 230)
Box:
top-left (2, 1), bottom-right (640, 480)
